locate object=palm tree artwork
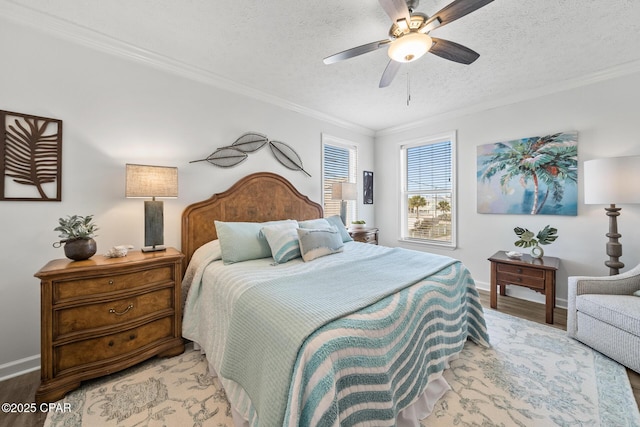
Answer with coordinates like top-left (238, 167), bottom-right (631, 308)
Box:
top-left (477, 131), bottom-right (577, 215)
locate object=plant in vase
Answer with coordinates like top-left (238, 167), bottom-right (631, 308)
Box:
top-left (53, 214), bottom-right (99, 260)
top-left (514, 225), bottom-right (558, 258)
top-left (513, 225), bottom-right (558, 258)
top-left (350, 220), bottom-right (366, 230)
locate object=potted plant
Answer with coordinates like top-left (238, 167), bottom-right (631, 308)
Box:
top-left (53, 214), bottom-right (99, 260)
top-left (350, 220), bottom-right (366, 230)
top-left (513, 225), bottom-right (558, 258)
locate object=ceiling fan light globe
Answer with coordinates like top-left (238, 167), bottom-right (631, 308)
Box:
top-left (387, 32), bottom-right (432, 63)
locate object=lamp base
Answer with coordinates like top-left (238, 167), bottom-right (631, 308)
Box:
top-left (604, 204), bottom-right (624, 276)
top-left (141, 246), bottom-right (167, 253)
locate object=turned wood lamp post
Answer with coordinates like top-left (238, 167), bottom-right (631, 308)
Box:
top-left (584, 155), bottom-right (640, 275)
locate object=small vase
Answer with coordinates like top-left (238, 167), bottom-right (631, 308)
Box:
top-left (64, 238), bottom-right (97, 261)
top-left (530, 244), bottom-right (544, 259)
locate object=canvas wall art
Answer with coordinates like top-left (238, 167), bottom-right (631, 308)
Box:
top-left (477, 131), bottom-right (578, 215)
top-left (1, 110), bottom-right (62, 201)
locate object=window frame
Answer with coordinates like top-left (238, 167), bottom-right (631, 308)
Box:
top-left (399, 131), bottom-right (457, 249)
top-left (321, 134), bottom-right (358, 223)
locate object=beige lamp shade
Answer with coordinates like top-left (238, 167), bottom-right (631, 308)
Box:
top-left (126, 164), bottom-right (178, 198)
top-left (584, 156), bottom-right (640, 205)
top-left (331, 182), bottom-right (357, 201)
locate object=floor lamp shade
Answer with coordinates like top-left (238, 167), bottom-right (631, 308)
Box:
top-left (584, 155), bottom-right (640, 274)
top-left (126, 164), bottom-right (178, 252)
top-left (331, 182), bottom-right (357, 225)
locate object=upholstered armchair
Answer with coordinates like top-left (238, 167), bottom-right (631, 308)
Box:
top-left (567, 264), bottom-right (640, 373)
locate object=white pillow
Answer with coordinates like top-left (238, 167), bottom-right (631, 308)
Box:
top-left (297, 227), bottom-right (344, 262)
top-left (261, 222), bottom-right (301, 264)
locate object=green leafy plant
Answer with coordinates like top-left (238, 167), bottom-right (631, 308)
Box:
top-left (514, 225), bottom-right (558, 248)
top-left (54, 214), bottom-right (98, 240)
top-left (351, 220), bottom-right (366, 225)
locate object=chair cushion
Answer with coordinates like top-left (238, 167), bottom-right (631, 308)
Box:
top-left (576, 294), bottom-right (640, 337)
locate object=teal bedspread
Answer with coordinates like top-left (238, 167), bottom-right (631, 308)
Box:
top-left (220, 248), bottom-right (458, 426)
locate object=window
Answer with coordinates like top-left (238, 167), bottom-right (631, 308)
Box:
top-left (400, 132), bottom-right (456, 248)
top-left (322, 135), bottom-right (358, 224)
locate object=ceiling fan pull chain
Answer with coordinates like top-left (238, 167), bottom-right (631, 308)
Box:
top-left (407, 71), bottom-right (411, 106)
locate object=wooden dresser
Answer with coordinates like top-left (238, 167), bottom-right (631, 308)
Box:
top-left (348, 227), bottom-right (379, 245)
top-left (34, 248), bottom-right (185, 403)
top-left (488, 250), bottom-right (560, 324)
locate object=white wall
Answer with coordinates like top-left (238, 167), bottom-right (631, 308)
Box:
top-left (0, 18), bottom-right (375, 378)
top-left (375, 72), bottom-right (640, 305)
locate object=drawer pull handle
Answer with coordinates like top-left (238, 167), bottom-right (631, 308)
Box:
top-left (517, 268), bottom-right (522, 273)
top-left (517, 277), bottom-right (522, 282)
top-left (129, 334), bottom-right (136, 340)
top-left (108, 340), bottom-right (114, 347)
top-left (108, 280), bottom-right (114, 285)
top-left (109, 304), bottom-right (134, 316)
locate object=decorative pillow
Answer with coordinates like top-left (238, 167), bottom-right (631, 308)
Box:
top-left (325, 215), bottom-right (354, 243)
top-left (634, 290), bottom-right (640, 297)
top-left (299, 216), bottom-right (353, 243)
top-left (215, 220), bottom-right (296, 264)
top-left (297, 227), bottom-right (344, 262)
top-left (261, 222), bottom-right (301, 264)
top-left (298, 218), bottom-right (332, 229)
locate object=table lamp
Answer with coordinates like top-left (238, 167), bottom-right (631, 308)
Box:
top-left (331, 182), bottom-right (357, 225)
top-left (125, 164), bottom-right (178, 252)
top-left (584, 155), bottom-right (640, 275)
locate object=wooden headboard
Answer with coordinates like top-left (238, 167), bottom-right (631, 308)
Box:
top-left (181, 172), bottom-right (323, 269)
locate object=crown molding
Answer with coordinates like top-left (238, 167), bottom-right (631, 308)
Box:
top-left (376, 59), bottom-right (640, 137)
top-left (0, 1), bottom-right (375, 137)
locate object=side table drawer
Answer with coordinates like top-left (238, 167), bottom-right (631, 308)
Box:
top-left (496, 263), bottom-right (544, 289)
top-left (55, 316), bottom-right (174, 374)
top-left (55, 287), bottom-right (174, 337)
top-left (53, 265), bottom-right (175, 302)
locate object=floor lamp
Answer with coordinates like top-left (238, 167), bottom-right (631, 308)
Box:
top-left (331, 182), bottom-right (357, 225)
top-left (126, 164), bottom-right (178, 252)
top-left (584, 155), bottom-right (640, 275)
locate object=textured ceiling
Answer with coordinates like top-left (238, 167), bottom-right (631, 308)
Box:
top-left (4, 0), bottom-right (640, 133)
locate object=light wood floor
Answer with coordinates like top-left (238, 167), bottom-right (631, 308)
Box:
top-left (1, 291), bottom-right (638, 427)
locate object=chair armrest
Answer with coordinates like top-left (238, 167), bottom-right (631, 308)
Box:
top-left (569, 263), bottom-right (640, 297)
top-left (567, 263), bottom-right (640, 337)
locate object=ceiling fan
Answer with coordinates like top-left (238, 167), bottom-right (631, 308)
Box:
top-left (323, 0), bottom-right (493, 88)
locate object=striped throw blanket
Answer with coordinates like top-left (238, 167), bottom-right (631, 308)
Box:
top-left (220, 248), bottom-right (488, 426)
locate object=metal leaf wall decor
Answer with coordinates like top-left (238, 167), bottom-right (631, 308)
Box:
top-left (0, 110), bottom-right (62, 201)
top-left (190, 132), bottom-right (310, 176)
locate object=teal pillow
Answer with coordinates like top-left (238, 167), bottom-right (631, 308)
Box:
top-left (325, 215), bottom-right (354, 243)
top-left (633, 290), bottom-right (640, 297)
top-left (261, 222), bottom-right (301, 264)
top-left (298, 218), bottom-right (331, 229)
top-left (215, 220), bottom-right (296, 264)
top-left (297, 227), bottom-right (344, 262)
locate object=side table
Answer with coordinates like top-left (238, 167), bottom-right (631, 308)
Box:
top-left (488, 250), bottom-right (560, 324)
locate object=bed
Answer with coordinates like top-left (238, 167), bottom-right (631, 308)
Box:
top-left (181, 172), bottom-right (489, 427)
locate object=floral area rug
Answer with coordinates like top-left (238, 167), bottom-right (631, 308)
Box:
top-left (45, 309), bottom-right (640, 427)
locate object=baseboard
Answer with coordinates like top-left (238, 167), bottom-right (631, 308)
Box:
top-left (475, 280), bottom-right (568, 310)
top-left (0, 354), bottom-right (40, 382)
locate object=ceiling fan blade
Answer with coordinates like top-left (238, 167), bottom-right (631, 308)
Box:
top-left (324, 39), bottom-right (391, 65)
top-left (424, 0), bottom-right (493, 30)
top-left (379, 60), bottom-right (402, 88)
top-left (429, 38), bottom-right (479, 64)
top-left (378, 0), bottom-right (411, 24)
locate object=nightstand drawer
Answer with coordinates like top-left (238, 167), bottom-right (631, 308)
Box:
top-left (55, 316), bottom-right (174, 374)
top-left (55, 287), bottom-right (174, 337)
top-left (496, 272), bottom-right (544, 289)
top-left (496, 263), bottom-right (544, 279)
top-left (53, 265), bottom-right (174, 302)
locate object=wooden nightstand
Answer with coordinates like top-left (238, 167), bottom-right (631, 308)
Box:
top-left (34, 248), bottom-right (185, 403)
top-left (348, 227), bottom-right (379, 245)
top-left (488, 250), bottom-right (560, 324)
